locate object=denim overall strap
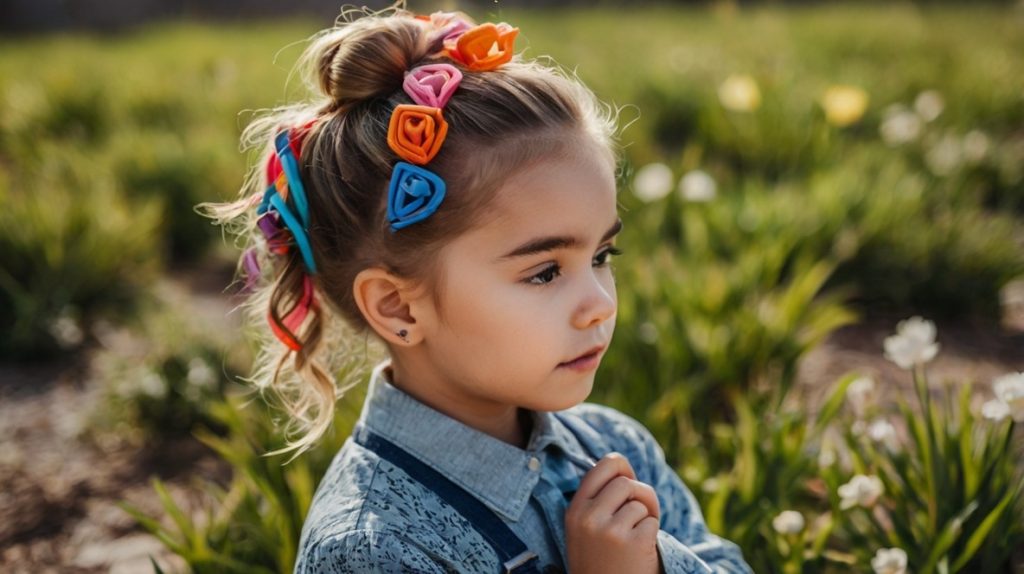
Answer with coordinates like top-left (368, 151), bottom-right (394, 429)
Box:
top-left (352, 425), bottom-right (542, 574)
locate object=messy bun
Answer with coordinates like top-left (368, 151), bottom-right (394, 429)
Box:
top-left (312, 12), bottom-right (432, 112)
top-left (201, 1), bottom-right (622, 457)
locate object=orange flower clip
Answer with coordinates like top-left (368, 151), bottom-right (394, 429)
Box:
top-left (387, 105), bottom-right (448, 165)
top-left (443, 22), bottom-right (519, 72)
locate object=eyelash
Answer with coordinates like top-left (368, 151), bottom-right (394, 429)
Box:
top-left (524, 246), bottom-right (623, 286)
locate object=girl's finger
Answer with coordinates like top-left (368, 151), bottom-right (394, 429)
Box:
top-left (575, 452), bottom-right (636, 501)
top-left (613, 499), bottom-right (653, 528)
top-left (590, 475), bottom-right (661, 521)
top-left (634, 515), bottom-right (661, 541)
top-left (630, 481), bottom-right (661, 520)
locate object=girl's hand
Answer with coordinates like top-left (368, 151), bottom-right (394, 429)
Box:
top-left (564, 452), bottom-right (662, 574)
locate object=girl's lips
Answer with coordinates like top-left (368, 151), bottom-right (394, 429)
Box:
top-left (558, 346), bottom-right (605, 371)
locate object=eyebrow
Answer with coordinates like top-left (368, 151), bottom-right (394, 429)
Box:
top-left (497, 218), bottom-right (623, 261)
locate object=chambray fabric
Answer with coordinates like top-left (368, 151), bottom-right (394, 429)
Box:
top-left (294, 361), bottom-right (752, 573)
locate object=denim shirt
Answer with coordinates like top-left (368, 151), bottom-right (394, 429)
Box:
top-left (294, 361), bottom-right (752, 573)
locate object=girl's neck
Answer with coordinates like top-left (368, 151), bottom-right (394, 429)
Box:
top-left (384, 360), bottom-right (532, 449)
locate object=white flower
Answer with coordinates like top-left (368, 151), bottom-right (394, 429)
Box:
top-left (992, 372), bottom-right (1024, 422)
top-left (821, 85), bottom-right (869, 127)
top-left (839, 474), bottom-right (884, 510)
top-left (867, 419), bottom-right (899, 451)
top-left (718, 74), bottom-right (761, 112)
top-left (846, 376), bottom-right (877, 416)
top-left (139, 370), bottom-right (168, 399)
top-left (981, 399), bottom-right (1011, 422)
top-left (925, 134), bottom-right (963, 176)
top-left (678, 170), bottom-right (717, 202)
top-left (701, 477), bottom-right (722, 493)
top-left (880, 104), bottom-right (922, 146)
top-left (963, 130), bottom-right (990, 163)
top-left (871, 547), bottom-right (908, 574)
top-left (48, 308), bottom-right (84, 349)
top-left (632, 163), bottom-right (674, 202)
top-left (914, 90), bottom-right (945, 122)
top-left (187, 358), bottom-right (217, 390)
top-left (867, 419), bottom-right (895, 441)
top-left (772, 510), bottom-right (805, 535)
top-left (883, 316), bottom-right (940, 369)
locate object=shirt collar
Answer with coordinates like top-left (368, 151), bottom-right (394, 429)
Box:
top-left (358, 360), bottom-right (591, 521)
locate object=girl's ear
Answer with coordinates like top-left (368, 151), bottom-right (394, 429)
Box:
top-left (352, 267), bottom-right (426, 346)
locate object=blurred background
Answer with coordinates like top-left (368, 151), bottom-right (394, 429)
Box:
top-left (2, 1), bottom-right (1023, 572)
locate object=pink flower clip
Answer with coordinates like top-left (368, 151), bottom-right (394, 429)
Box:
top-left (403, 63), bottom-right (463, 109)
top-left (426, 11), bottom-right (473, 49)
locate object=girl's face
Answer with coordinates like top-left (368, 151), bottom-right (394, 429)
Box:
top-left (409, 138), bottom-right (619, 418)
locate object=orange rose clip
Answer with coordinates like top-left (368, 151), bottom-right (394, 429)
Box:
top-left (387, 104), bottom-right (449, 165)
top-left (444, 22), bottom-right (519, 72)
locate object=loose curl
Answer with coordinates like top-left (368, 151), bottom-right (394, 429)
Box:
top-left (200, 1), bottom-right (624, 457)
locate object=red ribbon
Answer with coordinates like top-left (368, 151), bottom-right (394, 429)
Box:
top-left (268, 274), bottom-right (316, 352)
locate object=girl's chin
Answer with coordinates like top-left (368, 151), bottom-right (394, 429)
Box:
top-left (537, 376), bottom-right (596, 412)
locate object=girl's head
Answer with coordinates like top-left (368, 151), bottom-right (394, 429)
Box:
top-left (208, 3), bottom-right (622, 453)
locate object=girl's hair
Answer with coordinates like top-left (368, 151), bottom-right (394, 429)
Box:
top-left (202, 1), bottom-right (622, 456)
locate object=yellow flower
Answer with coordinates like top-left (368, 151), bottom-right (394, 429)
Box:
top-left (821, 85), bottom-right (869, 127)
top-left (717, 74), bottom-right (761, 112)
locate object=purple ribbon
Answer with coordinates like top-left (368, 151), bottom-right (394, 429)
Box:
top-left (242, 247), bottom-right (260, 292)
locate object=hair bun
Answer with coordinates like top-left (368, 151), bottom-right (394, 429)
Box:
top-left (311, 11), bottom-right (432, 111)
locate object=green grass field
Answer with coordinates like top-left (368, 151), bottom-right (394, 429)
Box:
top-left (2, 3), bottom-right (1024, 572)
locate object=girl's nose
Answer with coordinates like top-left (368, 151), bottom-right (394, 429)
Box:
top-left (572, 272), bottom-right (616, 330)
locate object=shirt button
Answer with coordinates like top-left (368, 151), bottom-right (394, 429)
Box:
top-left (528, 456), bottom-right (541, 472)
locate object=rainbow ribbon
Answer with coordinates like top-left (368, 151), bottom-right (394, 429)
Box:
top-left (257, 130), bottom-right (317, 274)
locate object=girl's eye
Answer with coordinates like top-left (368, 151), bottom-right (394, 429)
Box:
top-left (526, 264), bottom-right (561, 286)
top-left (594, 246), bottom-right (623, 267)
top-left (523, 246), bottom-right (623, 286)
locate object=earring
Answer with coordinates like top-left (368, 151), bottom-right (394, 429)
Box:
top-left (396, 329), bottom-right (409, 343)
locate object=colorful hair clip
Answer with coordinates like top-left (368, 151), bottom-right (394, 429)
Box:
top-left (384, 17), bottom-right (517, 232)
top-left (387, 104), bottom-right (449, 165)
top-left (387, 162), bottom-right (447, 231)
top-left (384, 61), bottom-right (463, 232)
top-left (403, 64), bottom-right (463, 108)
top-left (423, 11), bottom-right (473, 51)
top-left (443, 22), bottom-right (519, 72)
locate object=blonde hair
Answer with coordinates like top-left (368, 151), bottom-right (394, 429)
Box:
top-left (201, 1), bottom-right (622, 457)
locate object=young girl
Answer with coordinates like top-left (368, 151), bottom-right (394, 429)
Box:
top-left (208, 4), bottom-right (751, 573)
